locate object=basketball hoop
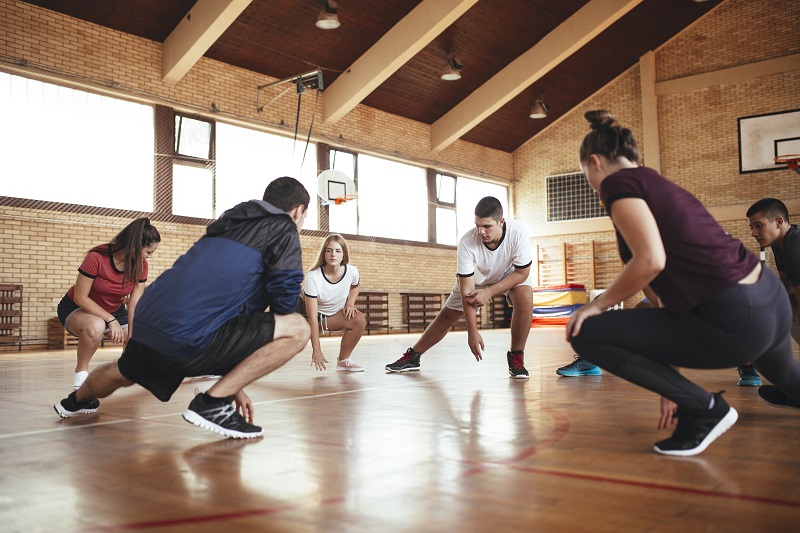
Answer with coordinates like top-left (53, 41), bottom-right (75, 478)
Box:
top-left (775, 154), bottom-right (800, 174)
top-left (317, 169), bottom-right (357, 206)
top-left (333, 194), bottom-right (358, 205)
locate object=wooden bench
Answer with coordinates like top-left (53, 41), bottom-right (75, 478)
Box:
top-left (0, 284), bottom-right (23, 351)
top-left (402, 293), bottom-right (442, 333)
top-left (356, 291), bottom-right (389, 335)
top-left (490, 294), bottom-right (511, 329)
top-left (48, 317), bottom-right (78, 349)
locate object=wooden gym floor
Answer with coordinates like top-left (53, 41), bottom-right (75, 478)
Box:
top-left (1, 327), bottom-right (799, 532)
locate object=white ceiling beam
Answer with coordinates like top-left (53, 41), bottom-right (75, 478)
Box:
top-left (162, 0), bottom-right (252, 84)
top-left (323, 0), bottom-right (479, 124)
top-left (430, 0), bottom-right (643, 152)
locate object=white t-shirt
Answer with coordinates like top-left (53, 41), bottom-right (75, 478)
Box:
top-left (456, 217), bottom-right (533, 286)
top-left (304, 264), bottom-right (360, 316)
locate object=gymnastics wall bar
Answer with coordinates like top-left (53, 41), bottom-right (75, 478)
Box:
top-left (256, 69), bottom-right (324, 113)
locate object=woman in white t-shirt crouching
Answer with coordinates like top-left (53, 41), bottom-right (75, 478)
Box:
top-left (304, 234), bottom-right (366, 371)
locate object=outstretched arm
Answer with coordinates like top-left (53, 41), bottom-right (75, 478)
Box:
top-left (305, 296), bottom-right (328, 371)
top-left (459, 275), bottom-right (484, 360)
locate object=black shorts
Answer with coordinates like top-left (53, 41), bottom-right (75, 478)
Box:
top-left (117, 311), bottom-right (276, 402)
top-left (57, 294), bottom-right (128, 334)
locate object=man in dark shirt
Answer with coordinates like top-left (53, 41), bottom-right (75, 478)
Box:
top-left (747, 198), bottom-right (800, 346)
top-left (55, 177), bottom-right (312, 439)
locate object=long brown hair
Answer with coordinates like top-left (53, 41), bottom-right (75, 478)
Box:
top-left (579, 110), bottom-right (641, 165)
top-left (311, 234), bottom-right (350, 271)
top-left (93, 217), bottom-right (160, 287)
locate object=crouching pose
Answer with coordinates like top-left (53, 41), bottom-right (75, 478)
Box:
top-left (567, 111), bottom-right (800, 456)
top-left (304, 234), bottom-right (367, 372)
top-left (55, 177), bottom-right (312, 439)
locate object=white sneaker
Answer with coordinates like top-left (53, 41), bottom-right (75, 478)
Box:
top-left (336, 358), bottom-right (364, 372)
top-left (73, 370), bottom-right (89, 390)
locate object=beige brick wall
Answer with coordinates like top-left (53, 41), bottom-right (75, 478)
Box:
top-left (2, 0), bottom-right (799, 344)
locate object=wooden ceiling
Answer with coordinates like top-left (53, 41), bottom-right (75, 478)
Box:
top-left (23, 0), bottom-right (724, 153)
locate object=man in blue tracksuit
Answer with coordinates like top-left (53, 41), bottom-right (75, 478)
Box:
top-left (55, 177), bottom-right (312, 439)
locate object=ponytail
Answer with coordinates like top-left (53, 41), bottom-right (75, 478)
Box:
top-left (579, 110), bottom-right (640, 165)
top-left (106, 217), bottom-right (161, 287)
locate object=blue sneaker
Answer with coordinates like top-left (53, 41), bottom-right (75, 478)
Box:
top-left (556, 356), bottom-right (602, 376)
top-left (737, 364), bottom-right (761, 386)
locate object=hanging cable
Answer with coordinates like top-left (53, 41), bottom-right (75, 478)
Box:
top-left (300, 89), bottom-right (320, 172)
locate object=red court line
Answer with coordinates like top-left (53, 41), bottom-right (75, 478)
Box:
top-left (508, 465), bottom-right (800, 508)
top-left (455, 406), bottom-right (799, 509)
top-left (86, 496), bottom-right (346, 532)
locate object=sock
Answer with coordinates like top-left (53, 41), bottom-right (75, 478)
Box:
top-left (203, 392), bottom-right (228, 403)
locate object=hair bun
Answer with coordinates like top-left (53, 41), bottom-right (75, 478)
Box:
top-left (585, 110), bottom-right (618, 130)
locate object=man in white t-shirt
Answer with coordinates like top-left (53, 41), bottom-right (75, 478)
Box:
top-left (386, 196), bottom-right (534, 378)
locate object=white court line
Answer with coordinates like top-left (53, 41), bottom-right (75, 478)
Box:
top-left (1, 373), bottom-right (494, 441)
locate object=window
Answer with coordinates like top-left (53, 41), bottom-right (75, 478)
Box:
top-left (0, 72), bottom-right (154, 211)
top-left (170, 112), bottom-right (215, 220)
top-left (432, 172), bottom-right (457, 245)
top-left (437, 174), bottom-right (456, 205)
top-left (546, 171), bottom-right (605, 222)
top-left (172, 163), bottom-right (213, 218)
top-left (327, 149), bottom-right (357, 234)
top-left (174, 115), bottom-right (212, 159)
top-left (436, 207), bottom-right (458, 245)
top-left (323, 150), bottom-right (427, 240)
top-left (215, 123), bottom-right (318, 229)
top-left (321, 147), bottom-right (508, 244)
top-left (358, 155), bottom-right (427, 241)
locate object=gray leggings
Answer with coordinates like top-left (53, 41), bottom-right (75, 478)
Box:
top-left (571, 267), bottom-right (800, 409)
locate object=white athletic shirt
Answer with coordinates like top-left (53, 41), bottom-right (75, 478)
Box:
top-left (304, 264), bottom-right (360, 316)
top-left (456, 217), bottom-right (533, 286)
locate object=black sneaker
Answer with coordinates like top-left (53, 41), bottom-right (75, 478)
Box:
top-left (507, 351), bottom-right (529, 379)
top-left (758, 385), bottom-right (800, 410)
top-left (654, 392), bottom-right (738, 456)
top-left (54, 391), bottom-right (100, 418)
top-left (385, 348), bottom-right (421, 372)
top-left (182, 393), bottom-right (263, 439)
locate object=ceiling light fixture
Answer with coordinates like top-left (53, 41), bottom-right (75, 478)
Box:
top-left (316, 0), bottom-right (340, 30)
top-left (441, 55), bottom-right (463, 81)
top-left (529, 95), bottom-right (550, 119)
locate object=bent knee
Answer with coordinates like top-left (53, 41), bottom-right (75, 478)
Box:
top-left (353, 313), bottom-right (367, 331)
top-left (509, 285), bottom-right (532, 307)
top-left (78, 321), bottom-right (106, 341)
top-left (276, 313), bottom-right (311, 342)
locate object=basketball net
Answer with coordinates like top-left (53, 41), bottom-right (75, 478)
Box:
top-left (333, 194), bottom-right (358, 205)
top-left (775, 155), bottom-right (800, 174)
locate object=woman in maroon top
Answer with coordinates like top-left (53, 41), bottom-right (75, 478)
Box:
top-left (57, 218), bottom-right (160, 390)
top-left (567, 110), bottom-right (800, 456)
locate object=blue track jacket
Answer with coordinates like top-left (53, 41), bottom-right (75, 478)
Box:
top-left (132, 200), bottom-right (304, 358)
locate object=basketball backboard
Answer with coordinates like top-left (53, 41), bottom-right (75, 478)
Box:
top-left (317, 169), bottom-right (357, 205)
